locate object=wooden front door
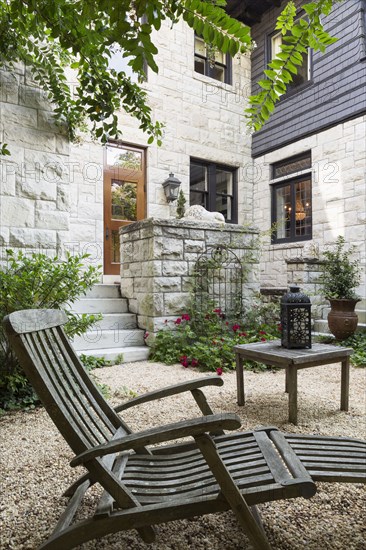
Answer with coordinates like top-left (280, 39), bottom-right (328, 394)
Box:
top-left (103, 143), bottom-right (146, 275)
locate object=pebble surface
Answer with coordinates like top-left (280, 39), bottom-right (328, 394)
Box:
top-left (1, 361), bottom-right (365, 549)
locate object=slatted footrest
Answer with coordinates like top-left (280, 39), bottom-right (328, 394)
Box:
top-left (283, 433), bottom-right (366, 483)
top-left (253, 428), bottom-right (317, 499)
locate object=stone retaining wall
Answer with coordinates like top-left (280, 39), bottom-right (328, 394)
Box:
top-left (120, 218), bottom-right (260, 338)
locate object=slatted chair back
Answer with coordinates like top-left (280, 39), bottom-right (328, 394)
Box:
top-left (3, 309), bottom-right (131, 456)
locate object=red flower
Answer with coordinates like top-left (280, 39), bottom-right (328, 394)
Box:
top-left (213, 308), bottom-right (222, 314)
top-left (216, 367), bottom-right (223, 376)
top-left (181, 314), bottom-right (191, 321)
top-left (179, 355), bottom-right (189, 367)
top-left (261, 337), bottom-right (266, 342)
top-left (225, 321), bottom-right (229, 326)
top-left (175, 318), bottom-right (182, 325)
top-left (191, 358), bottom-right (199, 367)
top-left (232, 324), bottom-right (240, 332)
top-left (143, 331), bottom-right (149, 339)
top-left (164, 319), bottom-right (168, 324)
top-left (277, 323), bottom-right (282, 331)
top-left (259, 330), bottom-right (266, 335)
top-left (239, 332), bottom-right (247, 337)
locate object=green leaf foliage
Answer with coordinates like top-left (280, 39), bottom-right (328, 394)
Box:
top-left (0, 0), bottom-right (252, 154)
top-left (0, 250), bottom-right (102, 410)
top-left (150, 299), bottom-right (281, 373)
top-left (319, 236), bottom-right (361, 300)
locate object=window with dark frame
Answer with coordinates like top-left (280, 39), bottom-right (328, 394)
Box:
top-left (271, 153), bottom-right (312, 243)
top-left (194, 35), bottom-right (232, 84)
top-left (190, 160), bottom-right (237, 223)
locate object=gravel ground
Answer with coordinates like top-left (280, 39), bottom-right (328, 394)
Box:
top-left (1, 361), bottom-right (365, 550)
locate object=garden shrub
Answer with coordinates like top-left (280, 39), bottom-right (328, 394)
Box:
top-left (0, 249), bottom-right (101, 411)
top-left (317, 332), bottom-right (366, 368)
top-left (150, 299), bottom-right (281, 374)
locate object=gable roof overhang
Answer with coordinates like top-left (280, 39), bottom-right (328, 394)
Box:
top-left (226, 0), bottom-right (284, 26)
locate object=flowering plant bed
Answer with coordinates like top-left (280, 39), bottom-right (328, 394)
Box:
top-left (150, 303), bottom-right (281, 374)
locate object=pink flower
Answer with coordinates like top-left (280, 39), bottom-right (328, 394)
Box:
top-left (232, 324), bottom-right (240, 332)
top-left (216, 367), bottom-right (223, 376)
top-left (191, 358), bottom-right (199, 367)
top-left (175, 318), bottom-right (182, 325)
top-left (181, 313), bottom-right (191, 321)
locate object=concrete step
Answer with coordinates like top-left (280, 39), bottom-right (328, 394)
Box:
top-left (77, 346), bottom-right (150, 363)
top-left (322, 307), bottom-right (366, 324)
top-left (71, 298), bottom-right (129, 314)
top-left (313, 318), bottom-right (366, 335)
top-left (96, 313), bottom-right (138, 330)
top-left (73, 328), bottom-right (145, 351)
top-left (83, 284), bottom-right (121, 299)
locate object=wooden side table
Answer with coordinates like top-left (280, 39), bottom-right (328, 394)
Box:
top-left (234, 340), bottom-right (353, 425)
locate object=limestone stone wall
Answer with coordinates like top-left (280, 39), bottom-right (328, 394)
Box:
top-left (252, 116), bottom-right (366, 301)
top-left (0, 62), bottom-right (70, 257)
top-left (0, 63), bottom-right (104, 270)
top-left (120, 218), bottom-right (259, 336)
top-left (110, 18), bottom-right (253, 224)
top-left (0, 17), bottom-right (252, 273)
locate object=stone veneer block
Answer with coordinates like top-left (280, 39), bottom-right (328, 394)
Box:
top-left (120, 217), bottom-right (259, 340)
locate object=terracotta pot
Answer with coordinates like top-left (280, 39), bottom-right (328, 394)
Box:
top-left (327, 298), bottom-right (360, 340)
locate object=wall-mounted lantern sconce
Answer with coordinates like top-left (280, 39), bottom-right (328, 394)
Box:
top-left (162, 172), bottom-right (181, 202)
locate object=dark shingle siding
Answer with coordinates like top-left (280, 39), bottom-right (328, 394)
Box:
top-left (251, 0), bottom-right (366, 157)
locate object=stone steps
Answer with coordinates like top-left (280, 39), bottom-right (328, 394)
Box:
top-left (313, 319), bottom-right (366, 335)
top-left (71, 284), bottom-right (149, 363)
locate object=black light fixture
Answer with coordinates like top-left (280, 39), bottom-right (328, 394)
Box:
top-left (280, 285), bottom-right (312, 349)
top-left (162, 172), bottom-right (181, 202)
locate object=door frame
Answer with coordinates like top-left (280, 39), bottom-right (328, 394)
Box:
top-left (103, 142), bottom-right (146, 276)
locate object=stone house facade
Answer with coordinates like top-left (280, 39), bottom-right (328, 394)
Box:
top-left (0, 16), bottom-right (253, 283)
top-left (0, 1), bottom-right (365, 320)
top-left (248, 0), bottom-right (366, 304)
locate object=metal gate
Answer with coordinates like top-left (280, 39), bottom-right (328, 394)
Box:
top-left (192, 245), bottom-right (243, 323)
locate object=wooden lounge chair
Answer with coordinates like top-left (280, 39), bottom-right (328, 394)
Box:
top-left (3, 309), bottom-right (366, 550)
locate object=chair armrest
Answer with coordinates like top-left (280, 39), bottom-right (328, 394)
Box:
top-left (114, 376), bottom-right (224, 412)
top-left (70, 413), bottom-right (241, 467)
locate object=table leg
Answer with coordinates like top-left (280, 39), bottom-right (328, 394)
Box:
top-left (340, 357), bottom-right (350, 411)
top-left (236, 354), bottom-right (245, 406)
top-left (287, 366), bottom-right (298, 425)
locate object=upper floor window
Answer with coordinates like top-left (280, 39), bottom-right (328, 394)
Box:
top-left (271, 153), bottom-right (312, 243)
top-left (190, 160), bottom-right (237, 223)
top-left (270, 30), bottom-right (311, 91)
top-left (194, 35), bottom-right (232, 84)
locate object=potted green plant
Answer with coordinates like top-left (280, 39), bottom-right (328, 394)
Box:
top-left (320, 236), bottom-right (361, 340)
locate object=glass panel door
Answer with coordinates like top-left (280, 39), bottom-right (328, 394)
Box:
top-left (103, 144), bottom-right (145, 275)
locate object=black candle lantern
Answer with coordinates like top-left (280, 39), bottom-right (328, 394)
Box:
top-left (280, 285), bottom-right (312, 349)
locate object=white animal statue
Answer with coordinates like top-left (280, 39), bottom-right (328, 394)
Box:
top-left (183, 205), bottom-right (225, 223)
